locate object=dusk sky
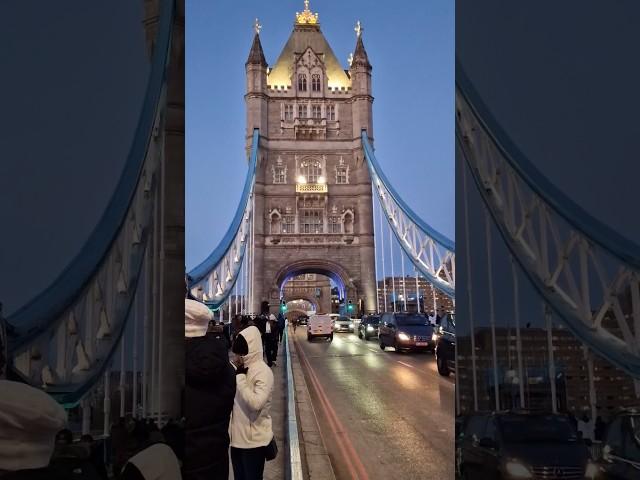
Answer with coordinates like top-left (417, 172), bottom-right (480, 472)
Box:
top-left (0, 2), bottom-right (148, 316)
top-left (457, 0), bottom-right (640, 332)
top-left (185, 0), bottom-right (455, 271)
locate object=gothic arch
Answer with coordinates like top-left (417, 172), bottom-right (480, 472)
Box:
top-left (274, 259), bottom-right (356, 301)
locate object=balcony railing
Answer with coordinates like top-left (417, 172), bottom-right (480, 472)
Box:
top-left (296, 183), bottom-right (328, 193)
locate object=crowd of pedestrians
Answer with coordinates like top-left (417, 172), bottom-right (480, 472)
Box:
top-left (184, 296), bottom-right (286, 480)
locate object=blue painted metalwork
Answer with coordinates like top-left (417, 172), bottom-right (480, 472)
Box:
top-left (8, 0), bottom-right (174, 350)
top-left (362, 132), bottom-right (455, 298)
top-left (457, 60), bottom-right (640, 376)
top-left (187, 129), bottom-right (260, 307)
top-left (456, 61), bottom-right (640, 269)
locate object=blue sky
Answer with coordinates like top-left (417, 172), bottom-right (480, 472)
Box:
top-left (185, 0), bottom-right (454, 270)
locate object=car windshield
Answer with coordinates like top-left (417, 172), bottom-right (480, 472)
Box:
top-left (395, 315), bottom-right (430, 326)
top-left (338, 317), bottom-right (351, 322)
top-left (368, 318), bottom-right (380, 325)
top-left (498, 416), bottom-right (579, 443)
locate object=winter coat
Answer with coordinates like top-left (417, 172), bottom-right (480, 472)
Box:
top-left (277, 314), bottom-right (286, 333)
top-left (121, 443), bottom-right (181, 480)
top-left (184, 333), bottom-right (236, 479)
top-left (229, 326), bottom-right (274, 449)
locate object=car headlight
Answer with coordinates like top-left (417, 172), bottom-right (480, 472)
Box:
top-left (585, 461), bottom-right (600, 479)
top-left (367, 325), bottom-right (374, 331)
top-left (398, 332), bottom-right (410, 341)
top-left (504, 461), bottom-right (532, 479)
top-left (349, 323), bottom-right (354, 328)
top-left (432, 333), bottom-right (439, 341)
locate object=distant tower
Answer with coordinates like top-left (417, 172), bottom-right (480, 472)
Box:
top-left (245, 2), bottom-right (377, 314)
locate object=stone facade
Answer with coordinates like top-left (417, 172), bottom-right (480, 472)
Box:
top-left (245, 11), bottom-right (376, 315)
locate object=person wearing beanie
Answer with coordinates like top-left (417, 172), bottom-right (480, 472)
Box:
top-left (183, 298), bottom-right (236, 480)
top-left (0, 380), bottom-right (67, 478)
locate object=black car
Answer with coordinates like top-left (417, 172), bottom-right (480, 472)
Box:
top-left (297, 315), bottom-right (309, 326)
top-left (378, 312), bottom-right (435, 352)
top-left (434, 314), bottom-right (456, 376)
top-left (592, 409), bottom-right (640, 479)
top-left (358, 315), bottom-right (380, 340)
top-left (458, 411), bottom-right (592, 480)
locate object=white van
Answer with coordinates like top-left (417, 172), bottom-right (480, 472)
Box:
top-left (307, 314), bottom-right (334, 342)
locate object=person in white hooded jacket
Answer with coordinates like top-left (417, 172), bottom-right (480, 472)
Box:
top-left (229, 325), bottom-right (274, 480)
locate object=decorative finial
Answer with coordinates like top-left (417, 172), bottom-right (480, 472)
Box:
top-left (254, 18), bottom-right (262, 35)
top-left (296, 0), bottom-right (319, 25)
top-left (347, 53), bottom-right (354, 67)
top-left (355, 20), bottom-right (363, 37)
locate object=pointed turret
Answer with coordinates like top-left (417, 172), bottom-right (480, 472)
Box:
top-left (246, 32), bottom-right (267, 67)
top-left (350, 23), bottom-right (373, 138)
top-left (245, 20), bottom-right (268, 140)
top-left (352, 35), bottom-right (371, 69)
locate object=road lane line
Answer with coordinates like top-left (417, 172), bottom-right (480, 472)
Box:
top-left (397, 360), bottom-right (416, 370)
top-left (295, 336), bottom-right (370, 480)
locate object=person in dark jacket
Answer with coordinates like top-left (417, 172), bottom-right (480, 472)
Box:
top-left (277, 313), bottom-right (286, 344)
top-left (183, 299), bottom-right (236, 480)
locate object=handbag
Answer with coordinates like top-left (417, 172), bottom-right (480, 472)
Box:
top-left (264, 435), bottom-right (278, 461)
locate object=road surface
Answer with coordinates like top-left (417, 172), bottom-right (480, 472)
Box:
top-left (293, 327), bottom-right (455, 480)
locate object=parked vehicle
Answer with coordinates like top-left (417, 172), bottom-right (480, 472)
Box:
top-left (591, 408), bottom-right (640, 479)
top-left (358, 315), bottom-right (380, 340)
top-left (334, 316), bottom-right (355, 333)
top-left (378, 312), bottom-right (435, 352)
top-left (307, 314), bottom-right (333, 342)
top-left (297, 314), bottom-right (309, 326)
top-left (458, 411), bottom-right (592, 480)
top-left (434, 314), bottom-right (456, 376)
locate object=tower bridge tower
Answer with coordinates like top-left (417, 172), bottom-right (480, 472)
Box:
top-left (245, 2), bottom-right (377, 314)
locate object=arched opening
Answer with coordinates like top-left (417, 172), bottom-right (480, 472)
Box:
top-left (343, 210), bottom-right (354, 234)
top-left (273, 259), bottom-right (357, 316)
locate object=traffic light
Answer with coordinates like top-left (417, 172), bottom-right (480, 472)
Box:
top-left (280, 300), bottom-right (287, 313)
top-left (347, 300), bottom-right (354, 313)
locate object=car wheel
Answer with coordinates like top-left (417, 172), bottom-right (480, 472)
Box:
top-left (437, 354), bottom-right (450, 376)
top-left (358, 329), bottom-right (362, 339)
top-left (329, 333), bottom-right (333, 341)
top-left (307, 334), bottom-right (312, 342)
top-left (393, 340), bottom-right (402, 353)
top-left (364, 333), bottom-right (369, 341)
top-left (379, 339), bottom-right (385, 350)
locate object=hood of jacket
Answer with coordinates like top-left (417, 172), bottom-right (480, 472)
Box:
top-left (239, 326), bottom-right (263, 367)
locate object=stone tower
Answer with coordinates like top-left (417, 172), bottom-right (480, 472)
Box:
top-left (246, 2), bottom-right (376, 315)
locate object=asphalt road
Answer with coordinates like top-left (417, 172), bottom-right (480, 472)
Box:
top-left (293, 327), bottom-right (455, 480)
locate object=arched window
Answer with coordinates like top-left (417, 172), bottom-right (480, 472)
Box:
top-left (298, 74), bottom-right (307, 91)
top-left (300, 159), bottom-right (322, 183)
top-left (312, 74), bottom-right (321, 92)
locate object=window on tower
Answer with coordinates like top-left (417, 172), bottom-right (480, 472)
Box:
top-left (329, 215), bottom-right (341, 233)
top-left (301, 159), bottom-right (322, 183)
top-left (311, 105), bottom-right (322, 119)
top-left (336, 165), bottom-right (348, 184)
top-left (298, 104), bottom-right (307, 119)
top-left (312, 74), bottom-right (321, 92)
top-left (300, 210), bottom-right (323, 234)
top-left (327, 104), bottom-right (336, 121)
top-left (282, 214), bottom-right (295, 234)
top-left (298, 74), bottom-right (307, 91)
top-left (284, 104), bottom-right (294, 121)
